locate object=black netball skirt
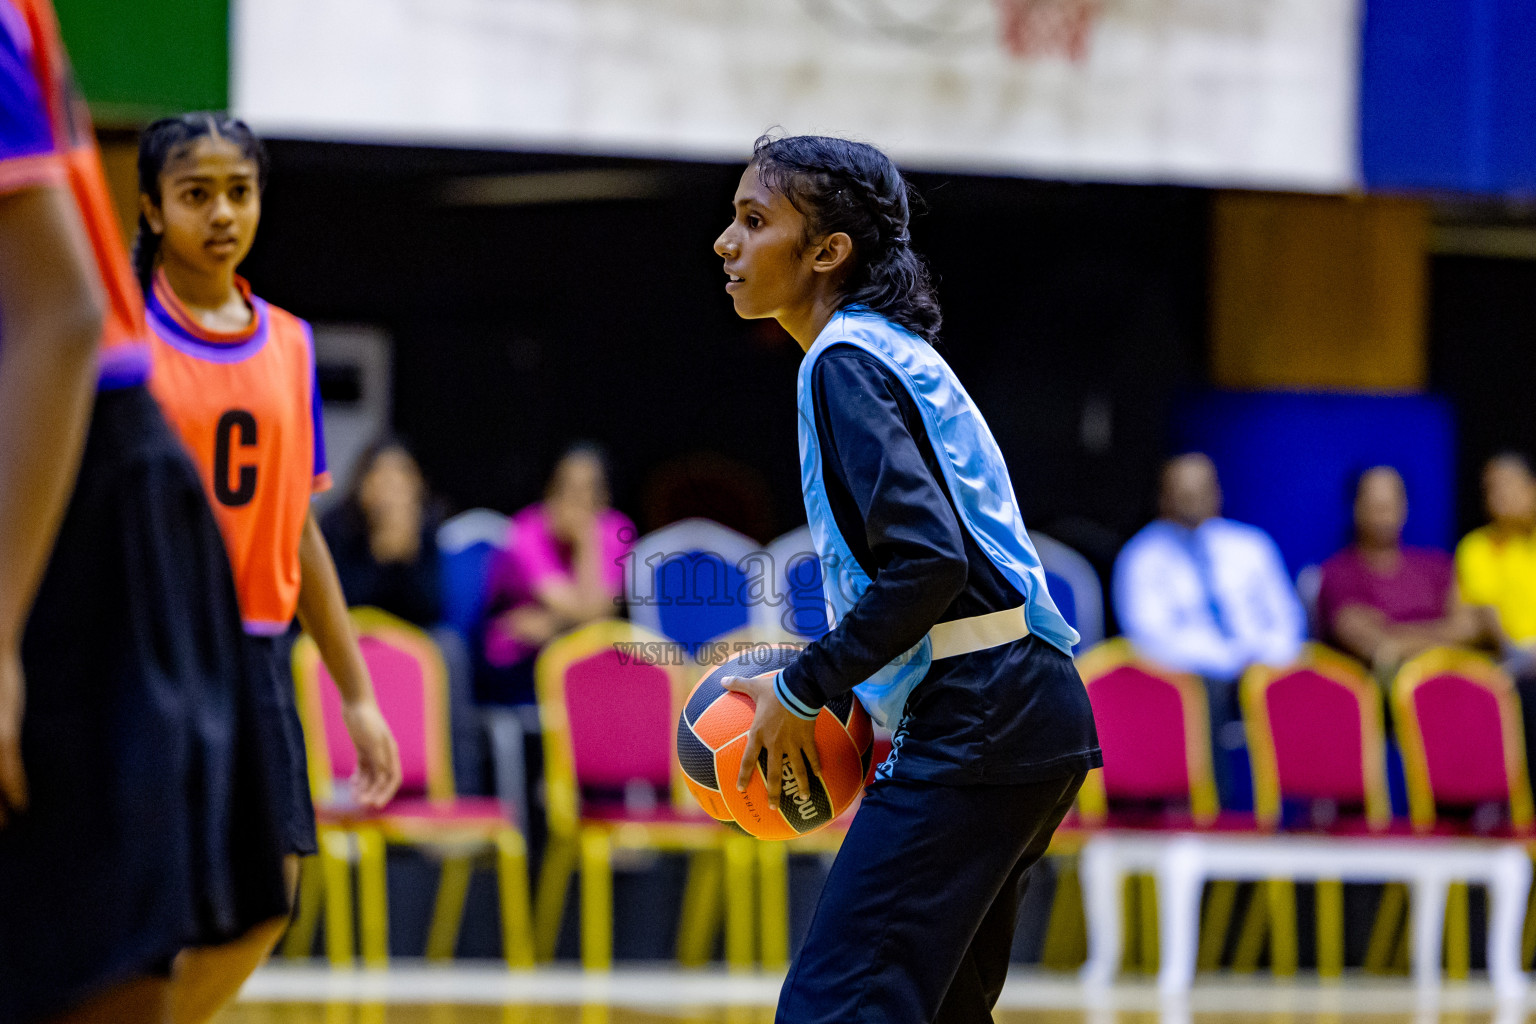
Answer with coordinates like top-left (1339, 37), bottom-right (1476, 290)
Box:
top-left (0, 386), bottom-right (288, 1024)
top-left (246, 635), bottom-right (318, 857)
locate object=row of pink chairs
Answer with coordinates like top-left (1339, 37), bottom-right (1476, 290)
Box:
top-left (282, 612), bottom-right (777, 970)
top-left (281, 609), bottom-right (535, 967)
top-left (1053, 638), bottom-right (1534, 978)
top-left (284, 608), bottom-right (1527, 975)
top-left (1075, 639), bottom-right (1529, 837)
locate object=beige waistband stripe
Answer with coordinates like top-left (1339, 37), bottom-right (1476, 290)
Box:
top-left (927, 605), bottom-right (1031, 661)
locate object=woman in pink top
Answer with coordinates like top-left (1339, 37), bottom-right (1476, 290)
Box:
top-left (478, 444), bottom-right (634, 704)
top-left (1319, 466), bottom-right (1484, 673)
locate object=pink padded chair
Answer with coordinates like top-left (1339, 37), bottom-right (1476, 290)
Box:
top-left (1241, 644), bottom-right (1391, 978)
top-left (1393, 648), bottom-right (1533, 833)
top-left (290, 608), bottom-right (533, 968)
top-left (1391, 648), bottom-right (1535, 978)
top-left (1243, 644), bottom-right (1392, 832)
top-left (1076, 639), bottom-right (1221, 828)
top-left (532, 619), bottom-right (753, 970)
top-left (1048, 640), bottom-right (1240, 973)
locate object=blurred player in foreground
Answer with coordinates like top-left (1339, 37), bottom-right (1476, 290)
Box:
top-left (0, 3), bottom-right (287, 1021)
top-left (714, 135), bottom-right (1101, 1023)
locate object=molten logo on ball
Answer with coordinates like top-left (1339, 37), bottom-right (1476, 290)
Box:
top-left (676, 644), bottom-right (873, 841)
top-left (781, 760), bottom-right (818, 822)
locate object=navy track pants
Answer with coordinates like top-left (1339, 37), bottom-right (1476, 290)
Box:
top-left (777, 770), bottom-right (1085, 1024)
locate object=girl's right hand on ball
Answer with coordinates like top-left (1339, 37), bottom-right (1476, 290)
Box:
top-left (722, 671), bottom-right (822, 805)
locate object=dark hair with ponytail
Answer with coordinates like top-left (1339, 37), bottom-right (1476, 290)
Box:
top-left (751, 134), bottom-right (941, 345)
top-left (133, 112), bottom-right (269, 293)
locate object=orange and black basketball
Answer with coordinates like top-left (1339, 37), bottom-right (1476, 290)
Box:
top-left (676, 644), bottom-right (873, 840)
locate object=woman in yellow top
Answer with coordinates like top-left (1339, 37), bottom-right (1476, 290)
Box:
top-left (1456, 453), bottom-right (1536, 650)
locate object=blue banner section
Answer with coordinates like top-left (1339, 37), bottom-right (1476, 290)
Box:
top-left (1172, 392), bottom-right (1456, 575)
top-left (1361, 0), bottom-right (1536, 192)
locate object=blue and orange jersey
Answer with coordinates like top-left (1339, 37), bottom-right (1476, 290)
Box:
top-left (146, 269), bottom-right (331, 635)
top-left (0, 0), bottom-right (150, 388)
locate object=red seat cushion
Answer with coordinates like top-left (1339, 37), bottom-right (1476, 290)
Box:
top-left (1055, 810), bottom-right (1534, 840)
top-left (1056, 809), bottom-right (1259, 836)
top-left (1087, 665), bottom-right (1202, 802)
top-left (1265, 668), bottom-right (1370, 803)
top-left (582, 802), bottom-right (729, 827)
top-left (318, 795), bottom-right (516, 830)
top-left (1414, 675), bottom-right (1515, 804)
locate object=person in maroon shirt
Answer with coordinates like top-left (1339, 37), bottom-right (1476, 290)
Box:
top-left (1318, 466), bottom-right (1485, 674)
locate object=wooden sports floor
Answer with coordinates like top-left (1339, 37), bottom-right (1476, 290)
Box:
top-left (221, 1012), bottom-right (1523, 1024)
top-left (225, 966), bottom-right (1532, 1024)
top-left (222, 1011), bottom-right (1523, 1024)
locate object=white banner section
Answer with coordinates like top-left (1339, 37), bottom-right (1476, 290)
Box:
top-left (233, 0), bottom-right (1359, 189)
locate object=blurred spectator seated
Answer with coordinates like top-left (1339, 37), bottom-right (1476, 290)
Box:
top-left (1113, 453), bottom-right (1304, 681)
top-left (323, 436), bottom-right (444, 628)
top-left (478, 443), bottom-right (634, 707)
top-left (476, 444), bottom-right (635, 821)
top-left (1456, 453), bottom-right (1536, 660)
top-left (1318, 466), bottom-right (1483, 678)
top-left (1457, 453), bottom-right (1536, 793)
top-left (1113, 453), bottom-right (1304, 808)
top-left (323, 436), bottom-right (481, 794)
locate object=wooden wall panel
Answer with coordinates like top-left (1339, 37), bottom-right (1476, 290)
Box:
top-left (96, 135), bottom-right (140, 249)
top-left (1210, 192), bottom-right (1428, 391)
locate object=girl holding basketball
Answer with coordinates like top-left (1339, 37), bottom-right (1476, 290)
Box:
top-left (134, 114), bottom-right (402, 1024)
top-left (716, 136), bottom-right (1101, 1023)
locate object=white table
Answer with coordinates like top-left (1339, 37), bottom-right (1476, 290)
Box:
top-left (1078, 831), bottom-right (1532, 999)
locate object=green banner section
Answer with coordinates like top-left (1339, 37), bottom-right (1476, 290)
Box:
top-left (53, 0), bottom-right (228, 121)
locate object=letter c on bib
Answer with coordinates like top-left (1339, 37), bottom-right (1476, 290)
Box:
top-left (214, 409), bottom-right (258, 507)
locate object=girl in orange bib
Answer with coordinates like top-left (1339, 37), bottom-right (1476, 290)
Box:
top-left (135, 114), bottom-right (402, 1024)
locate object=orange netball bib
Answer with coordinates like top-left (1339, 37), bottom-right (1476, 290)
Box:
top-left (147, 269), bottom-right (331, 634)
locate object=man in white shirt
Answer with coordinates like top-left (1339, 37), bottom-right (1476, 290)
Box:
top-left (1113, 454), bottom-right (1305, 805)
top-left (1115, 454), bottom-right (1304, 679)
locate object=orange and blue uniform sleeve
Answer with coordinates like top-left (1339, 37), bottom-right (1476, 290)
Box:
top-left (0, 0), bottom-right (65, 194)
top-left (0, 0), bottom-right (151, 388)
top-left (308, 353), bottom-right (331, 493)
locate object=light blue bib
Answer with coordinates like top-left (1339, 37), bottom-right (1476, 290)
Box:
top-left (797, 307), bottom-right (1079, 728)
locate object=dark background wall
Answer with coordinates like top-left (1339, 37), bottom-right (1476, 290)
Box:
top-left (1429, 254), bottom-right (1536, 534)
top-left (220, 139), bottom-right (1536, 579)
top-left (240, 141), bottom-right (1210, 574)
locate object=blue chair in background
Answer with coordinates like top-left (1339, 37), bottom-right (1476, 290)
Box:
top-left (764, 525), bottom-right (831, 641)
top-left (627, 519), bottom-right (759, 657)
top-left (437, 508), bottom-right (513, 801)
top-left (1045, 570), bottom-right (1078, 636)
top-left (1031, 532), bottom-right (1104, 652)
top-left (437, 508), bottom-right (512, 645)
top-left (1295, 563), bottom-right (1324, 639)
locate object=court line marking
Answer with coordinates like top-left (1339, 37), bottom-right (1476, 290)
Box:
top-left (242, 965), bottom-right (1530, 1013)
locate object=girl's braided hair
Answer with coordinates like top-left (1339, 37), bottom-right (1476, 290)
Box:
top-left (751, 134), bottom-right (941, 345)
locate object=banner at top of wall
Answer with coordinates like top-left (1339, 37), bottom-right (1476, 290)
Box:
top-left (54, 0), bottom-right (227, 120)
top-left (1360, 0), bottom-right (1536, 193)
top-left (233, 0), bottom-right (1360, 190)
